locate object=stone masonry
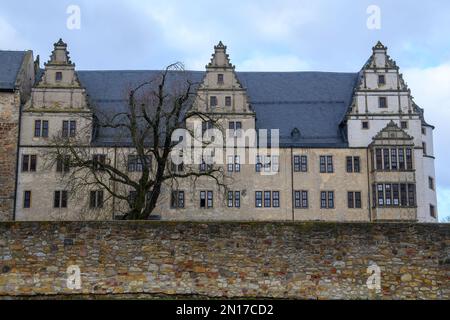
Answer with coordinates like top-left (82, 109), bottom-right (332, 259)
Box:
top-left (0, 92), bottom-right (20, 221)
top-left (0, 222), bottom-right (448, 299)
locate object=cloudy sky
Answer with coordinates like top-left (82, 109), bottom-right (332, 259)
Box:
top-left (1, 0), bottom-right (449, 220)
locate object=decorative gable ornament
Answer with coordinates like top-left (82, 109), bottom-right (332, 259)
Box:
top-left (206, 41), bottom-right (235, 69)
top-left (371, 121), bottom-right (414, 146)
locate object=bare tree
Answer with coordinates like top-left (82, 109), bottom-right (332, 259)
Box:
top-left (440, 216), bottom-right (450, 223)
top-left (47, 63), bottom-right (227, 220)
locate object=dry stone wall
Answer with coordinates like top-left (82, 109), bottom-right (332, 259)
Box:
top-left (0, 222), bottom-right (448, 299)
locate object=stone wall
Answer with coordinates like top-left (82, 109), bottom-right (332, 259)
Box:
top-left (0, 222), bottom-right (448, 299)
top-left (0, 92), bottom-right (20, 221)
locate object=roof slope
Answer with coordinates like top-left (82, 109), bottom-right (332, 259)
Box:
top-left (77, 70), bottom-right (359, 147)
top-left (0, 51), bottom-right (27, 90)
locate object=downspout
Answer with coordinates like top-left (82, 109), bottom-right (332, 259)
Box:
top-left (12, 90), bottom-right (23, 221)
top-left (290, 147), bottom-right (294, 221)
top-left (112, 146), bottom-right (117, 220)
top-left (366, 148), bottom-right (372, 222)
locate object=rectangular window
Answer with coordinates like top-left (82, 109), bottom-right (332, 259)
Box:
top-left (272, 191), bottom-right (280, 208)
top-left (200, 191), bottom-right (206, 208)
top-left (93, 154), bottom-right (107, 170)
top-left (228, 121), bottom-right (242, 137)
top-left (294, 191), bottom-right (308, 209)
top-left (422, 143), bottom-right (427, 156)
top-left (207, 191), bottom-right (213, 208)
top-left (400, 184), bottom-right (407, 207)
top-left (422, 127), bottom-right (426, 135)
top-left (355, 192), bottom-right (362, 209)
top-left (391, 148), bottom-right (398, 171)
top-left (34, 120), bottom-right (41, 137)
top-left (327, 156), bottom-right (333, 173)
top-left (22, 155), bottom-right (29, 172)
top-left (199, 158), bottom-right (212, 172)
top-left (178, 191), bottom-right (185, 208)
top-left (54, 190), bottom-right (68, 209)
top-left (362, 121), bottom-right (369, 129)
top-left (171, 191), bottom-right (184, 209)
top-left (228, 191), bottom-right (233, 208)
top-left (377, 184), bottom-right (384, 207)
top-left (401, 121), bottom-right (408, 129)
top-left (22, 155), bottom-right (37, 172)
top-left (383, 149), bottom-right (390, 170)
top-left (23, 191), bottom-right (31, 208)
top-left (392, 184), bottom-right (400, 206)
top-left (227, 156), bottom-right (234, 172)
top-left (225, 96), bottom-right (232, 107)
top-left (398, 149), bottom-right (405, 171)
top-left (294, 191), bottom-right (301, 208)
top-left (408, 184), bottom-right (416, 207)
top-left (62, 121), bottom-right (69, 138)
top-left (378, 75), bottom-right (386, 86)
top-left (255, 155), bottom-right (262, 172)
top-left (430, 205), bottom-right (436, 218)
top-left (90, 190), bottom-right (104, 209)
top-left (264, 191), bottom-right (271, 208)
top-left (406, 148), bottom-right (413, 170)
top-left (294, 155), bottom-right (307, 172)
top-left (69, 121), bottom-right (76, 137)
top-left (354, 157), bottom-right (360, 173)
top-left (272, 155), bottom-right (279, 173)
top-left (346, 157), bottom-right (353, 173)
top-left (56, 72), bottom-right (63, 81)
top-left (372, 184), bottom-right (377, 208)
top-left (234, 156), bottom-right (240, 172)
top-left (320, 156), bottom-right (326, 173)
top-left (42, 120), bottom-right (49, 138)
top-left (128, 155), bottom-right (151, 172)
top-left (56, 155), bottom-right (70, 173)
top-left (375, 149), bottom-right (383, 170)
top-left (379, 97), bottom-right (387, 108)
top-left (217, 74), bottom-right (224, 84)
top-left (255, 191), bottom-right (262, 208)
top-left (202, 121), bottom-right (213, 135)
top-left (302, 191), bottom-right (308, 208)
top-left (328, 191), bottom-right (334, 209)
top-left (301, 156), bottom-right (308, 172)
top-left (429, 177), bottom-right (435, 190)
top-left (321, 191), bottom-right (327, 209)
top-left (385, 184), bottom-right (392, 206)
top-left (294, 156), bottom-right (301, 172)
top-left (170, 160), bottom-right (184, 173)
top-left (210, 96), bottom-right (217, 107)
top-left (235, 191), bottom-right (241, 208)
top-left (348, 192), bottom-right (354, 209)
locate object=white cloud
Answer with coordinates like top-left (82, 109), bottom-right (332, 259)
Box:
top-left (0, 16), bottom-right (29, 49)
top-left (240, 54), bottom-right (310, 71)
top-left (241, 1), bottom-right (318, 40)
top-left (403, 62), bottom-right (450, 220)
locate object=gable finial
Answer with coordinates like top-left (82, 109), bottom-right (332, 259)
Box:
top-left (373, 41), bottom-right (387, 51)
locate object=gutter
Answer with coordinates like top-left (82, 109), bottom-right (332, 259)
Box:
top-left (290, 147), bottom-right (294, 222)
top-left (13, 90), bottom-right (23, 221)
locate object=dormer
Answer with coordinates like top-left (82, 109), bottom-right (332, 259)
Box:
top-left (27, 39), bottom-right (89, 112)
top-left (195, 42), bottom-right (253, 114)
top-left (37, 39), bottom-right (81, 88)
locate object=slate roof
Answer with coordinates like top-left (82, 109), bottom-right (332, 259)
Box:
top-left (77, 70), bottom-right (359, 148)
top-left (0, 51), bottom-right (27, 90)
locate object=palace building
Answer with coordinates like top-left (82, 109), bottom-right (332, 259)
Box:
top-left (0, 40), bottom-right (438, 222)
